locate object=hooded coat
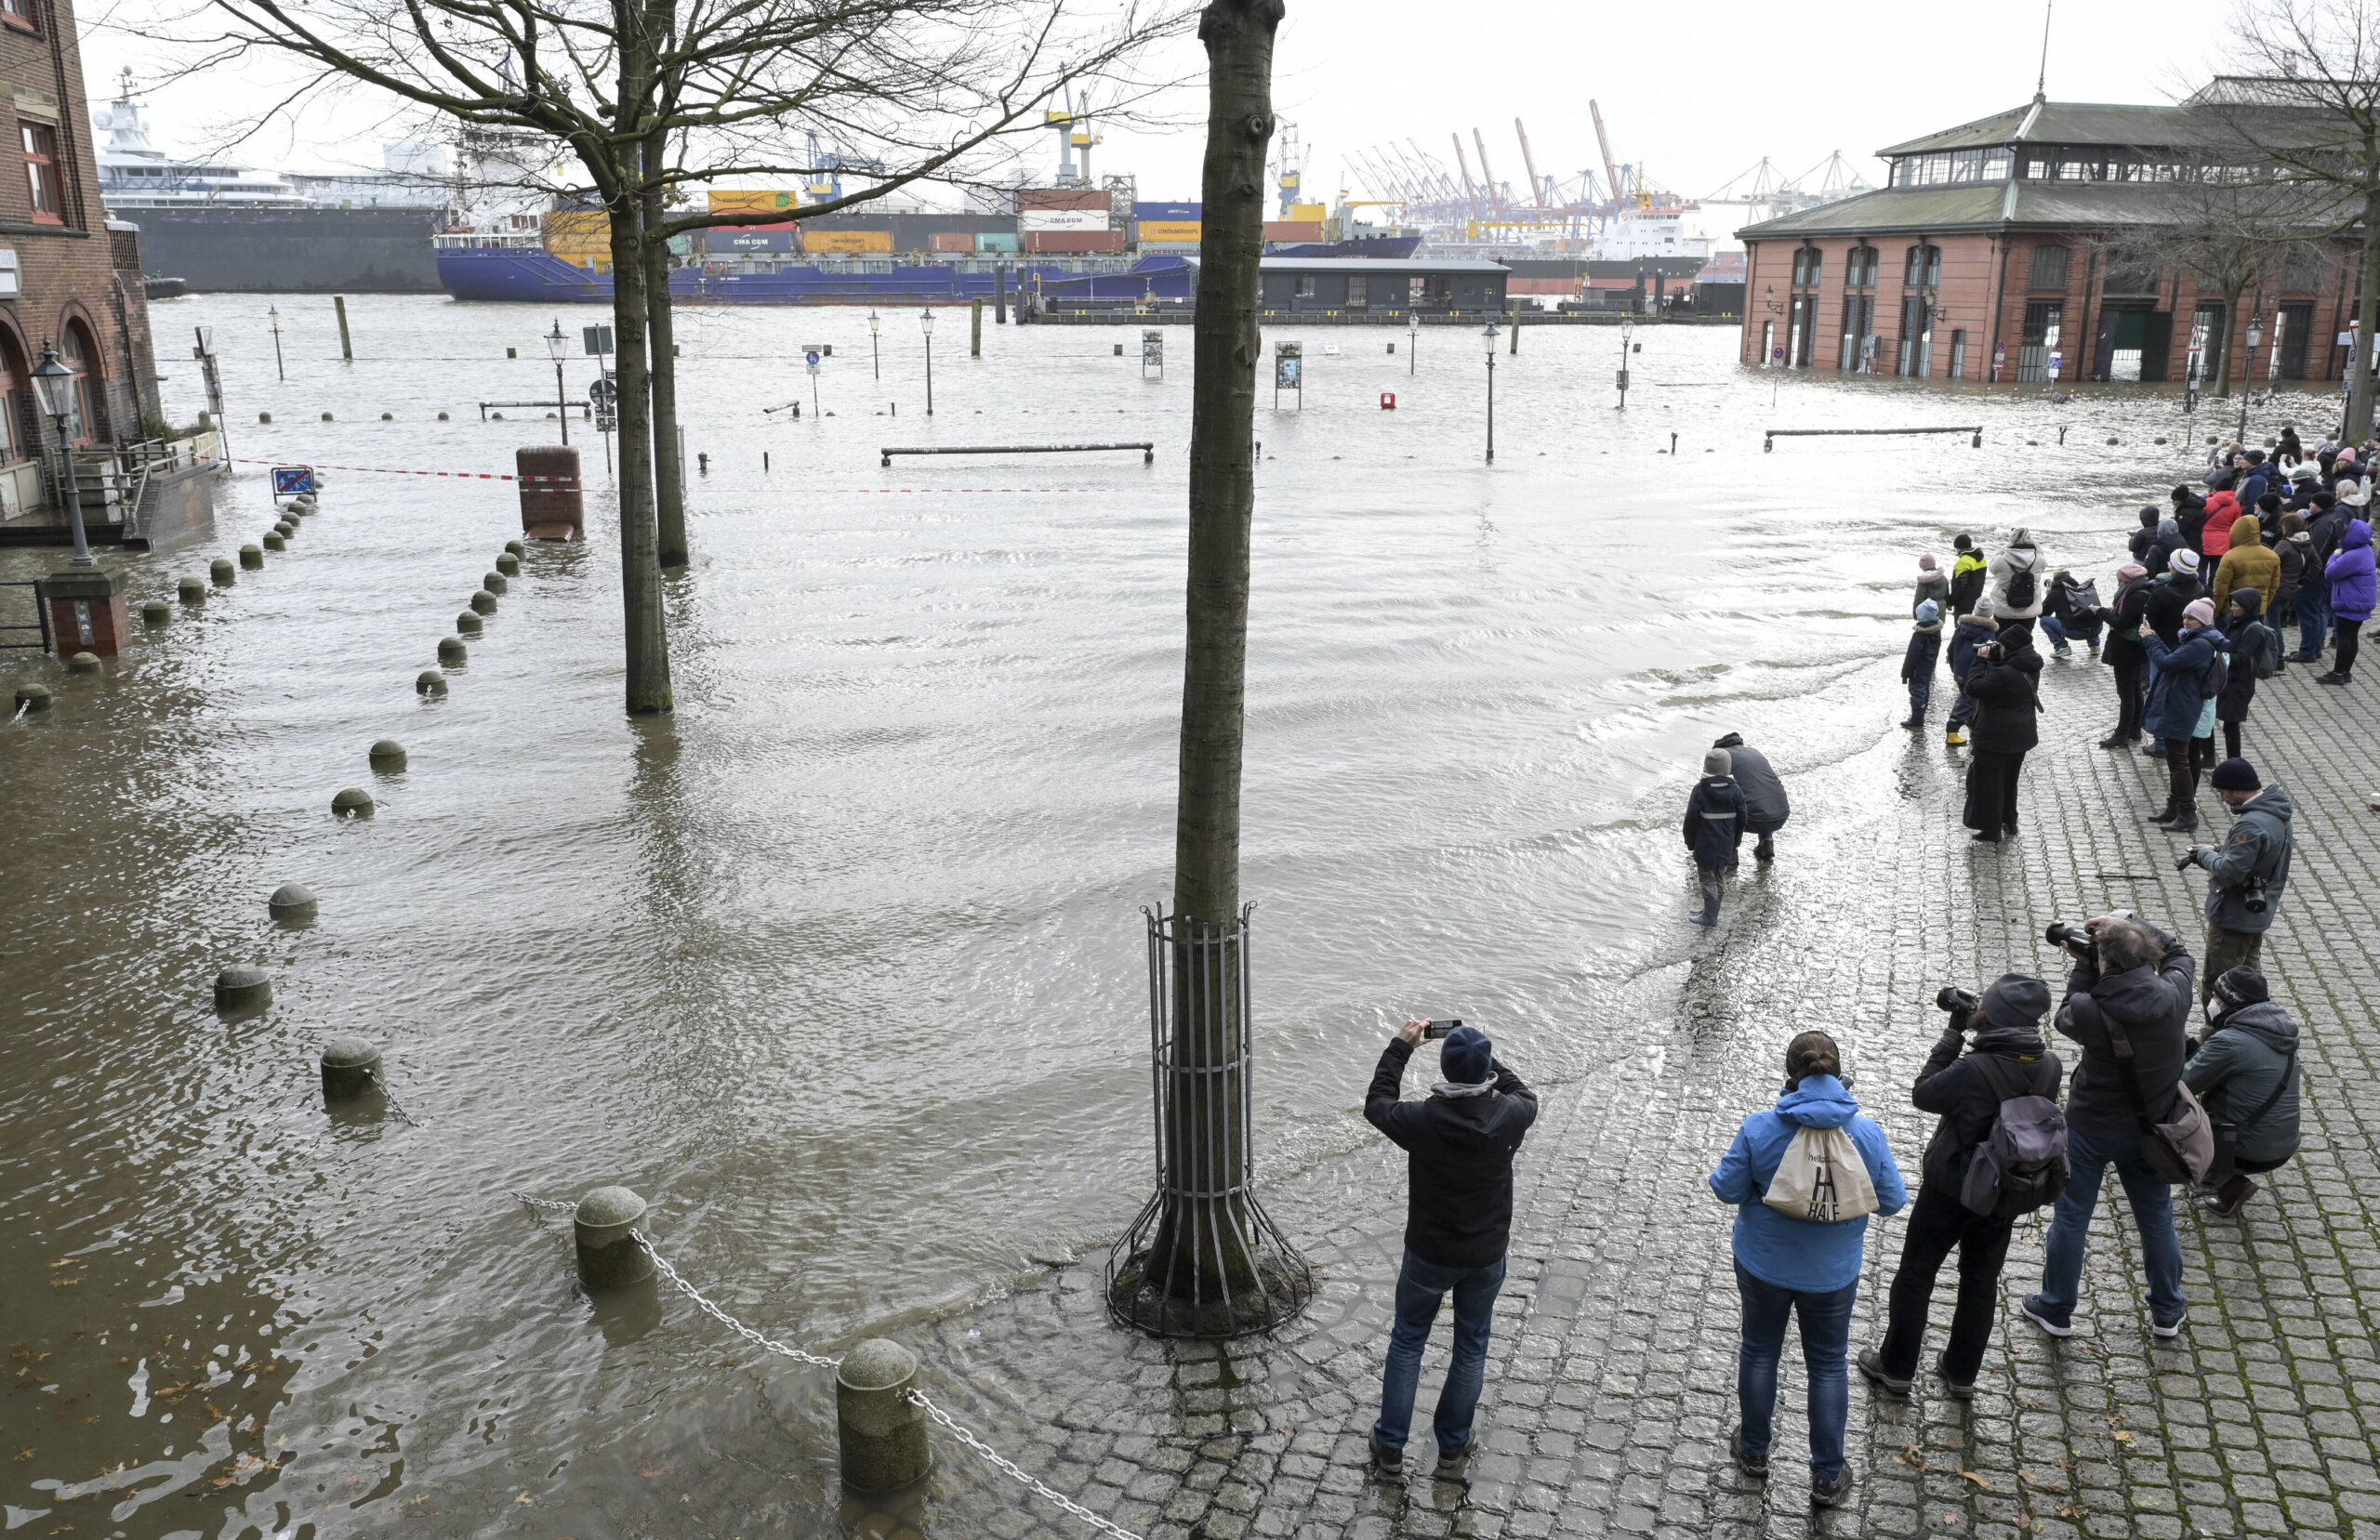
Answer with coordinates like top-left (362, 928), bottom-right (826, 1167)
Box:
top-left (1708, 1074), bottom-right (1907, 1292)
top-left (2146, 518), bottom-right (2185, 579)
top-left (2145, 572), bottom-right (2206, 647)
top-left (2327, 520), bottom-right (2377, 622)
top-left (1914, 569), bottom-right (1950, 618)
top-left (1713, 734), bottom-right (1789, 829)
top-left (2189, 782), bottom-right (2294, 933)
top-left (2212, 515), bottom-right (2281, 616)
top-left (1367, 1038), bottom-right (1539, 1268)
top-left (2216, 591), bottom-right (2270, 724)
top-left (2202, 491), bottom-right (2241, 558)
top-left (1988, 535), bottom-right (2045, 619)
top-left (2056, 925), bottom-right (2194, 1146)
top-left (1949, 611), bottom-right (1997, 687)
top-left (2101, 573), bottom-right (2157, 664)
top-left (1903, 612), bottom-right (1944, 680)
top-left (1913, 1026), bottom-right (2063, 1191)
top-left (2278, 527), bottom-right (2307, 603)
top-left (2142, 626), bottom-right (2221, 741)
top-left (1966, 632), bottom-right (2044, 753)
top-left (2183, 1001), bottom-right (2301, 1165)
top-left (1682, 772), bottom-right (1748, 868)
top-left (1950, 549), bottom-right (1990, 615)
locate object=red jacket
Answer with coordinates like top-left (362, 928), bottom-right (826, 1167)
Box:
top-left (2202, 492), bottom-right (2239, 557)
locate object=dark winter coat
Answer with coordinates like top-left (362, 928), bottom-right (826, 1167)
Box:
top-left (1713, 735), bottom-right (1789, 830)
top-left (2056, 924), bottom-right (2194, 1147)
top-left (2216, 599), bottom-right (2268, 724)
top-left (2278, 533), bottom-right (2307, 604)
top-left (2327, 520), bottom-right (2377, 621)
top-left (2188, 783), bottom-right (2294, 934)
top-left (2100, 574), bottom-right (2156, 665)
top-left (1966, 636), bottom-right (2044, 754)
top-left (2146, 517), bottom-right (2185, 578)
top-left (2184, 1001), bottom-right (2301, 1165)
top-left (2307, 505), bottom-right (2353, 568)
top-left (1950, 551), bottom-right (1989, 615)
top-left (1367, 1038), bottom-right (1539, 1269)
top-left (2142, 627), bottom-right (2221, 742)
top-left (1903, 618), bottom-right (1944, 681)
top-left (1682, 774), bottom-right (1747, 868)
top-left (1913, 1025), bottom-right (2064, 1191)
top-left (2128, 507), bottom-right (2162, 563)
top-left (2177, 497), bottom-right (2213, 555)
top-left (2144, 573), bottom-right (2206, 648)
top-left (1948, 612), bottom-right (1996, 687)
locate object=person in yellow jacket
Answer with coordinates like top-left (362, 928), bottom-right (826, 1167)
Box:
top-left (2211, 513), bottom-right (2281, 621)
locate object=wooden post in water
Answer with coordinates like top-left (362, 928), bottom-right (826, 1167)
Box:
top-left (334, 296), bottom-right (353, 362)
top-left (971, 299), bottom-right (983, 357)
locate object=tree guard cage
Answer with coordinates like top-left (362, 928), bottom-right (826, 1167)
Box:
top-left (1106, 906), bottom-right (1313, 1338)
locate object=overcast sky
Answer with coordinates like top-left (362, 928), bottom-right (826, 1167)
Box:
top-left (86, 0), bottom-right (2247, 243)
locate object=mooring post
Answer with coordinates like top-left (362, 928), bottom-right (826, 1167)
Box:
top-left (334, 296), bottom-right (354, 362)
top-left (574, 1186), bottom-right (654, 1288)
top-left (837, 1338), bottom-right (930, 1490)
top-left (320, 1035), bottom-right (381, 1103)
top-left (971, 299), bottom-right (984, 357)
top-left (995, 265), bottom-right (1008, 323)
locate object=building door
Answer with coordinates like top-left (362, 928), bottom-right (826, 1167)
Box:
top-left (2277, 301), bottom-right (2315, 380)
top-left (1840, 296), bottom-right (1873, 372)
top-left (1790, 296), bottom-right (1814, 366)
top-left (2190, 302), bottom-right (2227, 388)
top-left (2098, 307), bottom-right (2154, 381)
top-left (1950, 330), bottom-right (1968, 379)
top-left (2017, 301), bottom-right (2063, 383)
top-left (2141, 311), bottom-right (2174, 383)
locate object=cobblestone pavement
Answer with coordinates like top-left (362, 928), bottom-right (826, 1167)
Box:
top-left (863, 636), bottom-right (2380, 1540)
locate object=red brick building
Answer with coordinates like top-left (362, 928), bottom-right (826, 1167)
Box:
top-left (1736, 94), bottom-right (2361, 389)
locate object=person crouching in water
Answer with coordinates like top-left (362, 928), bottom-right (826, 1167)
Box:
top-left (1713, 732), bottom-right (1790, 863)
top-left (1684, 748), bottom-right (1747, 927)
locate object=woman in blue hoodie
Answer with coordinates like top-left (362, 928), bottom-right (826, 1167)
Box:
top-left (1710, 1033), bottom-right (1908, 1508)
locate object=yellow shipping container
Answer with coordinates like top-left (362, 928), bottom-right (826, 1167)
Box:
top-left (1288, 202), bottom-right (1326, 222)
top-left (543, 209), bottom-right (612, 260)
top-left (1137, 220), bottom-right (1201, 244)
top-left (709, 190), bottom-right (799, 213)
top-left (802, 230), bottom-right (893, 254)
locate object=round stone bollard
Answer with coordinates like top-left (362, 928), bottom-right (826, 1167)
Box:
top-left (331, 787), bottom-right (375, 819)
top-left (320, 1035), bottom-right (381, 1102)
top-left (455, 611), bottom-right (483, 637)
top-left (469, 589), bottom-right (499, 615)
top-left (838, 1339), bottom-right (931, 1491)
top-left (262, 533), bottom-right (285, 552)
top-left (178, 576), bottom-right (206, 604)
top-left (210, 559), bottom-right (237, 586)
top-left (436, 637), bottom-right (468, 665)
top-left (483, 572), bottom-right (509, 595)
top-left (239, 544), bottom-right (265, 570)
top-left (416, 668), bottom-right (448, 696)
top-left (495, 552), bottom-right (521, 577)
top-left (68, 652), bottom-right (100, 673)
top-left (505, 540), bottom-right (526, 558)
top-left (321, 412), bottom-right (334, 422)
top-left (14, 682), bottom-right (51, 712)
top-left (574, 1187), bottom-right (654, 1289)
top-left (258, 411), bottom-right (272, 424)
top-left (268, 881), bottom-right (319, 921)
top-left (214, 964), bottom-right (271, 1009)
top-left (142, 599), bottom-right (172, 625)
top-left (368, 738), bottom-right (406, 771)
top-left (275, 520), bottom-right (297, 537)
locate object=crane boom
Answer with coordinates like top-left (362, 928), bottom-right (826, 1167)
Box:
top-left (1590, 99), bottom-right (1622, 204)
top-left (1514, 117), bottom-right (1547, 209)
top-left (1472, 127), bottom-right (1501, 215)
top-left (1450, 133), bottom-right (1481, 218)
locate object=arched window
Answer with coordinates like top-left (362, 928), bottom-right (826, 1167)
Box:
top-left (1905, 244), bottom-right (1941, 288)
top-left (1845, 245), bottom-right (1878, 288)
top-left (1792, 244), bottom-right (1822, 287)
top-left (0, 331), bottom-right (28, 465)
top-left (59, 319), bottom-right (102, 443)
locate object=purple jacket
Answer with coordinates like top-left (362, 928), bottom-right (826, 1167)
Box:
top-left (2328, 520), bottom-right (2376, 622)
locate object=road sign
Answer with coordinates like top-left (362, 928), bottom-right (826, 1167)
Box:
top-left (271, 465), bottom-right (315, 495)
top-left (803, 344), bottom-right (824, 375)
top-left (589, 374), bottom-right (617, 433)
top-left (582, 324), bottom-right (615, 356)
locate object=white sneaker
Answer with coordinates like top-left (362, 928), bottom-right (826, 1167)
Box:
top-left (2152, 1313), bottom-right (2186, 1340)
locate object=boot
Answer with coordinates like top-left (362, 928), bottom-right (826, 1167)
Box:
top-left (1945, 728), bottom-right (1966, 746)
top-left (2166, 808), bottom-right (2200, 834)
top-left (2204, 1174), bottom-right (2258, 1217)
top-left (1690, 902), bottom-right (1719, 928)
top-left (1902, 715), bottom-right (1924, 731)
top-left (1754, 835), bottom-right (1775, 863)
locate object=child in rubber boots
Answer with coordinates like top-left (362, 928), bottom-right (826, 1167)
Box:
top-left (1684, 748), bottom-right (1748, 926)
top-left (1905, 599), bottom-right (1945, 728)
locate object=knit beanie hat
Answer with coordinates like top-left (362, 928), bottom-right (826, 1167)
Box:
top-left (1954, 533), bottom-right (1974, 551)
top-left (1916, 599), bottom-right (1941, 624)
top-left (1703, 748), bottom-right (1732, 776)
top-left (1439, 1025), bottom-right (1493, 1085)
top-left (2171, 548), bottom-right (2202, 575)
top-left (2184, 598), bottom-right (2216, 626)
top-left (2211, 757), bottom-right (2261, 791)
top-left (2118, 561), bottom-right (2149, 581)
top-left (1972, 594), bottom-right (1997, 619)
top-left (1919, 553), bottom-right (1939, 573)
top-left (1979, 972), bottom-right (2052, 1030)
top-left (2213, 967), bottom-right (2269, 1009)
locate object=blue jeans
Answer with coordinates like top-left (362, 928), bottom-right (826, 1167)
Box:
top-left (2035, 1124), bottom-right (2187, 1327)
top-left (1733, 1259), bottom-right (1856, 1479)
top-left (1374, 1250), bottom-right (1506, 1456)
top-left (2298, 578), bottom-right (2332, 657)
top-left (2040, 614), bottom-right (2073, 652)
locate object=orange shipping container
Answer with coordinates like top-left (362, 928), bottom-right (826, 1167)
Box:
top-left (801, 230), bottom-right (894, 255)
top-left (929, 231), bottom-right (975, 253)
top-left (1263, 220), bottom-right (1326, 242)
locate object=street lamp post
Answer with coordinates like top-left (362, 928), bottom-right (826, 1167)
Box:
top-left (545, 319), bottom-right (570, 445)
top-left (30, 340), bottom-right (91, 567)
top-left (2238, 312), bottom-right (2265, 445)
top-left (268, 305), bottom-right (284, 381)
top-left (867, 309), bottom-right (881, 380)
top-left (920, 308), bottom-right (936, 415)
top-left (1408, 308), bottom-right (1420, 376)
top-left (1481, 322), bottom-right (1499, 463)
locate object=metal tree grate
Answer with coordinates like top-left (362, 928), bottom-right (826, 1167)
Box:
top-left (1105, 906), bottom-right (1312, 1339)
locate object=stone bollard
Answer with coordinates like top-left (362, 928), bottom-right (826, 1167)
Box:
top-left (210, 558), bottom-right (236, 586)
top-left (368, 739), bottom-right (406, 771)
top-left (436, 637), bottom-right (468, 665)
top-left (483, 572), bottom-right (509, 595)
top-left (574, 1187), bottom-right (654, 1288)
top-left (68, 651), bottom-right (100, 673)
top-left (269, 882), bottom-right (319, 921)
top-left (456, 612), bottom-right (483, 637)
top-left (505, 540), bottom-right (526, 558)
top-left (240, 545), bottom-right (265, 570)
top-left (263, 533), bottom-right (285, 552)
top-left (496, 553), bottom-right (521, 577)
top-left (838, 1339), bottom-right (931, 1491)
top-left (275, 520), bottom-right (297, 537)
top-left (437, 411), bottom-right (450, 421)
top-left (322, 412), bottom-right (334, 422)
top-left (142, 600), bottom-right (171, 625)
top-left (416, 669), bottom-right (448, 696)
top-left (469, 589), bottom-right (498, 615)
top-left (380, 413), bottom-right (392, 421)
top-left (214, 964), bottom-right (271, 1009)
top-left (178, 577), bottom-right (206, 604)
top-left (258, 411), bottom-right (272, 424)
top-left (331, 787), bottom-right (375, 819)
top-left (320, 1035), bottom-right (380, 1102)
top-left (14, 682), bottom-right (50, 712)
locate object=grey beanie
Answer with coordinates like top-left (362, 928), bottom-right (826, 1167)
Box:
top-left (1979, 972), bottom-right (2053, 1030)
top-left (1703, 748), bottom-right (1732, 776)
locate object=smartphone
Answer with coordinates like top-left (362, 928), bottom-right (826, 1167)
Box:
top-left (1422, 1018), bottom-right (1462, 1040)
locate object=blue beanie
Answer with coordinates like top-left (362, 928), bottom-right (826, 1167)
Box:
top-left (1440, 1025), bottom-right (1493, 1085)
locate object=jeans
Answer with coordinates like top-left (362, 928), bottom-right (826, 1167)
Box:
top-left (2297, 579), bottom-right (2331, 657)
top-left (2035, 1125), bottom-right (2188, 1328)
top-left (1734, 1259), bottom-right (1856, 1479)
top-left (2040, 614), bottom-right (2072, 652)
top-left (1949, 683), bottom-right (1978, 730)
top-left (2111, 652), bottom-right (2146, 740)
top-left (1374, 1250), bottom-right (1506, 1456)
top-left (1881, 1183), bottom-right (2015, 1386)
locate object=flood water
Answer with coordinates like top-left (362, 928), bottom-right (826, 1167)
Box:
top-left (0, 294), bottom-right (2337, 1535)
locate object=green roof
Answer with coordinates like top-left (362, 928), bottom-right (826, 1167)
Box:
top-left (1734, 180), bottom-right (2238, 242)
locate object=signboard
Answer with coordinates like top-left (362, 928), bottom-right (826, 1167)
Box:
top-left (803, 344), bottom-right (825, 375)
top-left (1275, 341), bottom-right (1302, 389)
top-left (589, 374), bottom-right (617, 433)
top-left (582, 324), bottom-right (615, 356)
top-left (1142, 329), bottom-right (1162, 368)
top-left (271, 465), bottom-right (316, 495)
top-left (2047, 348), bottom-right (2065, 382)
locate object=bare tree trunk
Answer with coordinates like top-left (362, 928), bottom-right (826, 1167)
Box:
top-left (607, 134), bottom-right (672, 712)
top-left (2213, 284), bottom-right (2244, 399)
top-left (2353, 191), bottom-right (2380, 443)
top-left (644, 171), bottom-right (687, 568)
top-left (1150, 0), bottom-right (1280, 1306)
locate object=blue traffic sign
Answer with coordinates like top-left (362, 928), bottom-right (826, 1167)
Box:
top-left (271, 466), bottom-right (316, 495)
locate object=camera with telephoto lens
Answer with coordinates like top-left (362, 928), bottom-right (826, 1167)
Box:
top-left (1935, 986), bottom-right (1978, 1014)
top-left (2045, 922), bottom-right (2097, 962)
top-left (2243, 875), bottom-right (2269, 915)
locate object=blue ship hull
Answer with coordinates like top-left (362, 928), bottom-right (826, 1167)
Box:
top-left (436, 245), bottom-right (1197, 305)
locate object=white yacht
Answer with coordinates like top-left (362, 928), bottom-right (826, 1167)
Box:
top-left (91, 73), bottom-right (309, 210)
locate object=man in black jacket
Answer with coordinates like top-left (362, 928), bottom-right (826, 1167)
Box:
top-left (2023, 916), bottom-right (2193, 1339)
top-left (1366, 1021), bottom-right (1538, 1478)
top-left (1859, 975), bottom-right (2060, 1401)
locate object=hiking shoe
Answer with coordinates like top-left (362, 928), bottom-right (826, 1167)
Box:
top-left (1936, 1358), bottom-right (1977, 1401)
top-left (2020, 1295), bottom-right (2075, 1337)
top-left (1811, 1467), bottom-right (1855, 1509)
top-left (2205, 1174), bottom-right (2258, 1217)
top-left (1368, 1433), bottom-right (1403, 1474)
top-left (1433, 1437), bottom-right (1477, 1481)
top-left (1855, 1348), bottom-right (1911, 1398)
top-left (1754, 838), bottom-right (1776, 863)
top-left (2098, 734), bottom-right (2131, 749)
top-left (2142, 744), bottom-right (2167, 759)
top-left (1729, 1426), bottom-right (1768, 1481)
top-left (2152, 1312), bottom-right (2187, 1340)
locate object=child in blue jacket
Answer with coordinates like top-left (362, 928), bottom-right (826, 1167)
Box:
top-left (1903, 599), bottom-right (1945, 729)
top-left (1683, 748), bottom-right (1748, 927)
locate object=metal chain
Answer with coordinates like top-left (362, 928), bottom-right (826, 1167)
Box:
top-left (633, 1231), bottom-right (841, 1370)
top-left (909, 1389), bottom-right (1146, 1540)
top-left (365, 1068), bottom-right (424, 1127)
top-left (509, 1191), bottom-right (578, 1215)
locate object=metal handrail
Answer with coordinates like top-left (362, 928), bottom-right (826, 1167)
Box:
top-left (0, 578), bottom-right (51, 652)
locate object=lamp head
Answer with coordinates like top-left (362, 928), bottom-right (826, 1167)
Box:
top-left (1481, 323), bottom-right (1498, 358)
top-left (545, 319), bottom-right (567, 361)
top-left (867, 309), bottom-right (879, 333)
top-left (29, 339), bottom-right (74, 420)
top-left (920, 308), bottom-right (935, 336)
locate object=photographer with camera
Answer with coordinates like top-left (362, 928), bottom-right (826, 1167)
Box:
top-left (1365, 1020), bottom-right (1537, 1479)
top-left (2179, 758), bottom-right (2294, 1006)
top-left (2021, 916), bottom-right (2199, 1340)
top-left (2185, 968), bottom-right (2303, 1217)
top-left (1857, 977), bottom-right (2063, 1402)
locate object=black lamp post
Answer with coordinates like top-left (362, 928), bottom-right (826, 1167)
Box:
top-left (30, 340), bottom-right (90, 567)
top-left (1481, 322), bottom-right (1499, 463)
top-left (920, 308), bottom-right (936, 415)
top-left (546, 319), bottom-right (571, 445)
top-left (2238, 312), bottom-right (2265, 444)
top-left (867, 308), bottom-right (881, 380)
top-left (1408, 308), bottom-right (1420, 376)
top-left (268, 305), bottom-right (284, 381)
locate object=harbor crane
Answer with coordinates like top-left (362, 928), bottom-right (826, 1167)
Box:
top-left (1472, 127), bottom-right (1505, 215)
top-left (1450, 133), bottom-right (1483, 220)
top-left (1514, 118), bottom-right (1549, 208)
top-left (1591, 100), bottom-right (1624, 203)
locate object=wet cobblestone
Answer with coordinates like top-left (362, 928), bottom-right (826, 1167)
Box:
top-left (880, 642), bottom-right (2380, 1540)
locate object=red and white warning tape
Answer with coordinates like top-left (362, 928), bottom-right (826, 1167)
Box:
top-left (223, 456), bottom-right (1093, 494)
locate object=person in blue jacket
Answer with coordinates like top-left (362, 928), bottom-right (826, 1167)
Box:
top-left (1683, 748), bottom-right (1748, 927)
top-left (2143, 600), bottom-right (2224, 833)
top-left (1710, 1032), bottom-right (1908, 1509)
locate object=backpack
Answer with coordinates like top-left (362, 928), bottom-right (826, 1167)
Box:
top-left (1763, 1124), bottom-right (1880, 1223)
top-left (2005, 565), bottom-right (2038, 612)
top-left (1957, 1055), bottom-right (2070, 1219)
top-left (2201, 644), bottom-right (2230, 700)
top-left (2250, 620), bottom-right (2283, 679)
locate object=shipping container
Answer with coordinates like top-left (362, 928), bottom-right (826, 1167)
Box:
top-left (1263, 220), bottom-right (1326, 243)
top-left (1133, 201), bottom-right (1200, 221)
top-left (710, 190), bottom-right (800, 213)
top-left (1288, 202), bottom-right (1327, 223)
top-left (704, 230), bottom-right (797, 253)
top-left (801, 230), bottom-right (894, 255)
top-left (1135, 220), bottom-right (1202, 244)
top-left (1020, 208), bottom-right (1108, 232)
top-left (1024, 229), bottom-right (1125, 254)
top-left (929, 231), bottom-right (974, 253)
top-left (975, 232), bottom-right (1022, 254)
top-left (1016, 187), bottom-right (1111, 212)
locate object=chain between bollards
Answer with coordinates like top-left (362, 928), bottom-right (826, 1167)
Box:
top-left (632, 1230), bottom-right (841, 1369)
top-left (509, 1191), bottom-right (577, 1215)
top-left (365, 1067), bottom-right (424, 1126)
top-left (909, 1389), bottom-right (1147, 1540)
